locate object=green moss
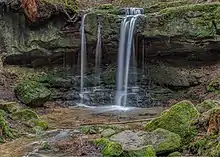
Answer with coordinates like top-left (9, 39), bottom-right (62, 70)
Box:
top-left (98, 4), bottom-right (115, 10)
top-left (12, 109), bottom-right (39, 121)
top-left (207, 79), bottom-right (220, 93)
top-left (190, 136), bottom-right (220, 157)
top-left (160, 3), bottom-right (220, 18)
top-left (168, 151), bottom-right (181, 157)
top-left (145, 100), bottom-right (199, 142)
top-left (38, 73), bottom-right (72, 88)
top-left (94, 138), bottom-right (123, 156)
top-left (143, 3), bottom-right (220, 39)
top-left (0, 100), bottom-right (20, 113)
top-left (28, 119), bottom-right (49, 130)
top-left (80, 126), bottom-right (97, 134)
top-left (43, 0), bottom-right (78, 12)
top-left (101, 128), bottom-right (116, 138)
top-left (0, 111), bottom-right (15, 141)
top-left (196, 100), bottom-right (219, 113)
top-left (15, 80), bottom-right (51, 106)
top-left (123, 145), bottom-right (156, 157)
top-left (152, 128), bottom-right (181, 153)
top-left (144, 0), bottom-right (193, 13)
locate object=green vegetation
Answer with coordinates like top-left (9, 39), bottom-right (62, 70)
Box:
top-left (123, 145), bottom-right (156, 157)
top-left (145, 100), bottom-right (199, 142)
top-left (0, 110), bottom-right (15, 142)
top-left (207, 79), bottom-right (220, 93)
top-left (196, 100), bottom-right (219, 113)
top-left (0, 100), bottom-right (20, 113)
top-left (94, 138), bottom-right (123, 156)
top-left (168, 151), bottom-right (181, 157)
top-left (152, 128), bottom-right (181, 153)
top-left (15, 81), bottom-right (51, 106)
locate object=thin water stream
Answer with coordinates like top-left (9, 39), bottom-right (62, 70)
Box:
top-left (80, 14), bottom-right (87, 103)
top-left (95, 14), bottom-right (102, 86)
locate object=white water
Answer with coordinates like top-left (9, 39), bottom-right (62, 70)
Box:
top-left (115, 8), bottom-right (144, 107)
top-left (80, 14), bottom-right (87, 103)
top-left (95, 14), bottom-right (102, 86)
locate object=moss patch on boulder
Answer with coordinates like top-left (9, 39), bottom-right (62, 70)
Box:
top-left (168, 151), bottom-right (181, 157)
top-left (12, 109), bottom-right (39, 121)
top-left (0, 110), bottom-right (15, 142)
top-left (196, 100), bottom-right (220, 113)
top-left (0, 100), bottom-right (20, 113)
top-left (145, 100), bottom-right (199, 141)
top-left (101, 128), bottom-right (116, 138)
top-left (122, 145), bottom-right (156, 157)
top-left (28, 119), bottom-right (49, 130)
top-left (143, 3), bottom-right (220, 39)
top-left (149, 128), bottom-right (181, 153)
top-left (15, 80), bottom-right (51, 107)
top-left (94, 138), bottom-right (123, 156)
top-left (207, 79), bottom-right (220, 93)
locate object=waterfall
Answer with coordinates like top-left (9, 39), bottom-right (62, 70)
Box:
top-left (95, 14), bottom-right (102, 86)
top-left (115, 8), bottom-right (144, 107)
top-left (80, 14), bottom-right (87, 103)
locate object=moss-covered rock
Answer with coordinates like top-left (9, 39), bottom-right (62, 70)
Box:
top-left (12, 109), bottom-right (39, 121)
top-left (207, 79), bottom-right (220, 93)
top-left (110, 129), bottom-right (181, 155)
top-left (28, 119), bottom-right (49, 130)
top-left (122, 145), bottom-right (156, 157)
top-left (94, 138), bottom-right (123, 156)
top-left (190, 136), bottom-right (220, 157)
top-left (38, 73), bottom-right (72, 89)
top-left (0, 110), bottom-right (15, 142)
top-left (15, 81), bottom-right (51, 107)
top-left (80, 126), bottom-right (97, 134)
top-left (150, 128), bottom-right (181, 153)
top-left (145, 100), bottom-right (199, 141)
top-left (196, 100), bottom-right (220, 113)
top-left (101, 128), bottom-right (116, 138)
top-left (0, 100), bottom-right (20, 113)
top-left (168, 151), bottom-right (181, 157)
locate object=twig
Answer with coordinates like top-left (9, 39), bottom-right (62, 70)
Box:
top-left (80, 117), bottom-right (155, 126)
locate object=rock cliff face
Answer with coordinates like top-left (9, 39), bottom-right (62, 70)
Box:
top-left (1, 0), bottom-right (220, 105)
top-left (0, 0), bottom-right (80, 67)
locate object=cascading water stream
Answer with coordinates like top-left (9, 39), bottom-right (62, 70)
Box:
top-left (115, 8), bottom-right (144, 107)
top-left (80, 14), bottom-right (87, 103)
top-left (95, 14), bottom-right (102, 86)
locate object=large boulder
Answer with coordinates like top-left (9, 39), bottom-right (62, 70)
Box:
top-left (145, 100), bottom-right (199, 140)
top-left (15, 80), bottom-right (51, 107)
top-left (110, 128), bottom-right (181, 154)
